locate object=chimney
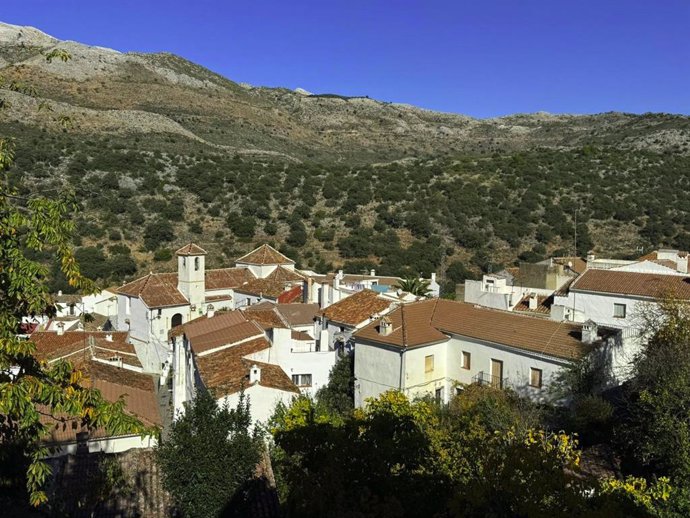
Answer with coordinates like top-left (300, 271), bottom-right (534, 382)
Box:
top-left (105, 334), bottom-right (113, 342)
top-left (370, 269), bottom-right (376, 277)
top-left (57, 290), bottom-right (62, 296)
top-left (379, 316), bottom-right (393, 336)
top-left (334, 272), bottom-right (341, 291)
top-left (249, 364), bottom-right (261, 384)
top-left (586, 252), bottom-right (596, 262)
top-left (528, 293), bottom-right (538, 310)
top-left (207, 304), bottom-right (215, 319)
top-left (678, 256), bottom-right (688, 274)
top-left (57, 322), bottom-right (65, 336)
top-left (581, 320), bottom-right (599, 345)
top-left (431, 273), bottom-right (437, 283)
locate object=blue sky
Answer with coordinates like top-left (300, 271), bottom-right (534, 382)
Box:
top-left (3, 1), bottom-right (689, 118)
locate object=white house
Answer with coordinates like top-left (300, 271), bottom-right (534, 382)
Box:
top-left (115, 244), bottom-right (254, 374)
top-left (31, 330), bottom-right (160, 456)
top-left (169, 309), bottom-right (301, 426)
top-left (317, 288), bottom-right (396, 352)
top-left (353, 299), bottom-right (622, 406)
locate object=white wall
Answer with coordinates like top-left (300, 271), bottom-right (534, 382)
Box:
top-left (220, 384), bottom-right (296, 428)
top-left (45, 434), bottom-right (158, 458)
top-left (552, 290), bottom-right (652, 329)
top-left (354, 343), bottom-right (402, 407)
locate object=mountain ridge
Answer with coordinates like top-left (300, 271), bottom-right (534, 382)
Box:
top-left (1, 21), bottom-right (689, 163)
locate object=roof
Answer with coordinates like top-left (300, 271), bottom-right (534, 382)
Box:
top-left (117, 272), bottom-right (187, 308)
top-left (570, 269), bottom-right (690, 299)
top-left (41, 360), bottom-right (161, 444)
top-left (169, 309), bottom-right (265, 355)
top-left (513, 294), bottom-right (554, 315)
top-left (170, 310), bottom-right (247, 338)
top-left (236, 244), bottom-right (295, 266)
top-left (54, 293), bottom-right (81, 304)
top-left (320, 289), bottom-right (393, 326)
top-left (276, 303), bottom-right (320, 326)
top-left (117, 268), bottom-right (255, 308)
top-left (205, 267), bottom-right (255, 290)
top-left (355, 299), bottom-right (589, 361)
top-left (235, 267), bottom-right (305, 299)
top-left (292, 330), bottom-right (313, 341)
top-left (31, 331), bottom-right (141, 369)
top-left (194, 338), bottom-right (299, 397)
top-left (175, 243), bottom-right (207, 256)
top-left (243, 303), bottom-right (288, 329)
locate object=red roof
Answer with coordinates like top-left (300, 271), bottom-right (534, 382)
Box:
top-left (236, 244), bottom-right (295, 265)
top-left (175, 243), bottom-right (207, 256)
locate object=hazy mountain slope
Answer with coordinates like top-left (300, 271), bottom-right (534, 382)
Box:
top-left (1, 21), bottom-right (689, 163)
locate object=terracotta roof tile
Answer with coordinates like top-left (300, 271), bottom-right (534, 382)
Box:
top-left (291, 330), bottom-right (314, 341)
top-left (553, 256), bottom-right (588, 275)
top-left (571, 269), bottom-right (690, 299)
top-left (118, 268), bottom-right (255, 307)
top-left (31, 331), bottom-right (141, 369)
top-left (117, 273), bottom-right (187, 308)
top-left (236, 244), bottom-right (295, 265)
top-left (514, 294), bottom-right (554, 315)
top-left (243, 305), bottom-right (288, 329)
top-left (195, 338), bottom-right (298, 397)
top-left (170, 310), bottom-right (247, 339)
top-left (320, 289), bottom-right (393, 326)
top-left (191, 320), bottom-right (265, 355)
top-left (175, 243), bottom-right (207, 256)
top-left (41, 360), bottom-right (161, 444)
top-left (236, 267), bottom-right (304, 299)
top-left (275, 303), bottom-right (319, 326)
top-left (205, 267), bottom-right (255, 290)
top-left (356, 299), bottom-right (589, 360)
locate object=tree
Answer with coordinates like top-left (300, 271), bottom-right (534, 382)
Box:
top-left (157, 391), bottom-right (262, 518)
top-left (396, 276), bottom-right (431, 297)
top-left (0, 51), bottom-right (149, 507)
top-left (615, 299), bottom-right (690, 484)
top-left (315, 353), bottom-right (354, 417)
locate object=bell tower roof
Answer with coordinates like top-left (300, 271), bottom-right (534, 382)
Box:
top-left (176, 243), bottom-right (207, 256)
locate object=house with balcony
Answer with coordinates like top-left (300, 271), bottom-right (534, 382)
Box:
top-left (353, 299), bottom-right (624, 406)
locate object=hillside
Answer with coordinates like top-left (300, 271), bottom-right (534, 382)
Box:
top-left (1, 21), bottom-right (690, 293)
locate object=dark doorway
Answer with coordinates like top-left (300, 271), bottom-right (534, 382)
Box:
top-left (171, 313), bottom-right (183, 328)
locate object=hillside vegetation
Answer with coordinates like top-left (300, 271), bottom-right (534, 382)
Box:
top-left (1, 22), bottom-right (689, 292)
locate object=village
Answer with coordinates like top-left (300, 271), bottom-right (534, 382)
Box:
top-left (20, 243), bottom-right (690, 455)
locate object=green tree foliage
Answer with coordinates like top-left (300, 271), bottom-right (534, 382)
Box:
top-left (315, 353), bottom-right (354, 417)
top-left (270, 389), bottom-right (675, 517)
top-left (396, 276), bottom-right (431, 296)
top-left (156, 391), bottom-right (262, 518)
top-left (615, 300), bottom-right (690, 484)
top-left (0, 53), bottom-right (149, 507)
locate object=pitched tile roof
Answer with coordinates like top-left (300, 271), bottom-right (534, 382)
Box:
top-left (355, 299), bottom-right (589, 360)
top-left (236, 244), bottom-right (295, 265)
top-left (175, 243), bottom-right (207, 256)
top-left (170, 310), bottom-right (247, 339)
top-left (191, 320), bottom-right (265, 355)
top-left (571, 269), bottom-right (690, 299)
top-left (320, 289), bottom-right (393, 326)
top-left (31, 331), bottom-right (141, 369)
top-left (243, 304), bottom-right (288, 329)
top-left (205, 267), bottom-right (255, 290)
top-left (117, 268), bottom-right (255, 307)
top-left (41, 360), bottom-right (161, 444)
top-left (117, 273), bottom-right (187, 308)
top-left (275, 303), bottom-right (320, 326)
top-left (195, 338), bottom-right (299, 397)
top-left (235, 267), bottom-right (305, 299)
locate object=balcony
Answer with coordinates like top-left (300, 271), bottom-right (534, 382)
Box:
top-left (472, 371), bottom-right (508, 389)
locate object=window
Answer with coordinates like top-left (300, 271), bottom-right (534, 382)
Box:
top-left (530, 368), bottom-right (543, 389)
top-left (435, 387), bottom-right (444, 403)
top-left (194, 257), bottom-right (200, 271)
top-left (291, 374), bottom-right (312, 387)
top-left (69, 304), bottom-right (75, 316)
top-left (425, 355), bottom-right (434, 373)
top-left (461, 351), bottom-right (471, 370)
top-left (613, 303), bottom-right (626, 318)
